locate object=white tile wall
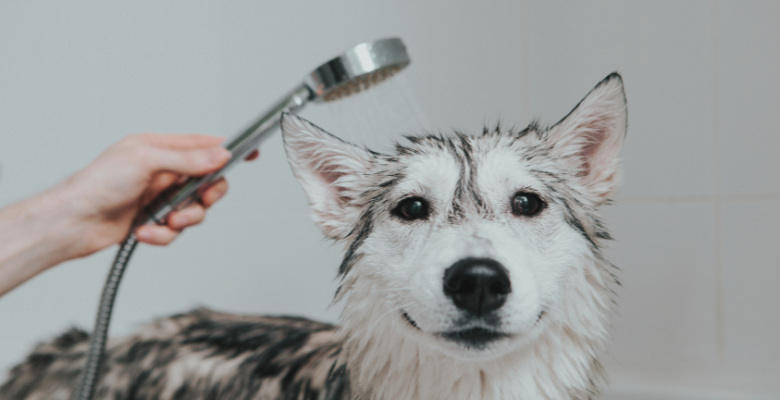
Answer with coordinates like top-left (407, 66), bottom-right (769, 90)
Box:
top-left (717, 1), bottom-right (780, 196)
top-left (602, 202), bottom-right (720, 369)
top-left (721, 200), bottom-right (780, 376)
top-left (524, 1), bottom-right (720, 200)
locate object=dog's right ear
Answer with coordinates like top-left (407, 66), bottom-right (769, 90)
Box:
top-left (545, 73), bottom-right (627, 205)
top-left (281, 113), bottom-right (372, 240)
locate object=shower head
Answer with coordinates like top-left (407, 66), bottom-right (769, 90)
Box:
top-left (221, 37), bottom-right (410, 161)
top-left (306, 37), bottom-right (410, 102)
top-left (142, 37), bottom-right (410, 225)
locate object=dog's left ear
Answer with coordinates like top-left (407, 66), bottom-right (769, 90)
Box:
top-left (546, 72), bottom-right (627, 204)
top-left (281, 113), bottom-right (372, 240)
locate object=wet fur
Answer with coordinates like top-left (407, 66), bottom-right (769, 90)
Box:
top-left (1, 73), bottom-right (627, 400)
top-left (1, 310), bottom-right (348, 400)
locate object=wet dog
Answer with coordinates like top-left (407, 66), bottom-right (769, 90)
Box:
top-left (1, 73), bottom-right (627, 399)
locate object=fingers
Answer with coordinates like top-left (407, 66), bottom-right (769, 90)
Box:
top-left (122, 134), bottom-right (241, 247)
top-left (124, 133), bottom-right (232, 176)
top-left (142, 172), bottom-right (181, 205)
top-left (140, 133), bottom-right (225, 149)
top-left (135, 224), bottom-right (180, 246)
top-left (134, 204), bottom-right (205, 245)
top-left (134, 178), bottom-right (228, 246)
top-left (169, 203), bottom-right (207, 230)
top-left (164, 179), bottom-right (227, 228)
top-left (146, 146), bottom-right (231, 176)
top-left (198, 178), bottom-right (228, 207)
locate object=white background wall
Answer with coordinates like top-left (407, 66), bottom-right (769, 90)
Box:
top-left (1, 1), bottom-right (778, 399)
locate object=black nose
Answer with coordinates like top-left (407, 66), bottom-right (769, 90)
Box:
top-left (443, 258), bottom-right (511, 316)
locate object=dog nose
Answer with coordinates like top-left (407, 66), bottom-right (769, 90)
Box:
top-left (443, 258), bottom-right (511, 316)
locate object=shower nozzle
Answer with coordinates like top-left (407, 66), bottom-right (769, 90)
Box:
top-left (306, 37), bottom-right (410, 102)
top-left (142, 37), bottom-right (411, 226)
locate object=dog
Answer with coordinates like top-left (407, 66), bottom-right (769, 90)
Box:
top-left (1, 72), bottom-right (627, 400)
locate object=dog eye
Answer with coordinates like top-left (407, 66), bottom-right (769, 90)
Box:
top-left (392, 197), bottom-right (430, 221)
top-left (511, 193), bottom-right (544, 217)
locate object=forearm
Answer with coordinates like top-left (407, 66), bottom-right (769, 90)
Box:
top-left (0, 184), bottom-right (85, 296)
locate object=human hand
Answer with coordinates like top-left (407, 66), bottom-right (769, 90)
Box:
top-left (59, 133), bottom-right (234, 256)
top-left (0, 133), bottom-right (258, 296)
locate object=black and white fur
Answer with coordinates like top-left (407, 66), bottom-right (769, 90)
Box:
top-left (1, 73), bottom-right (627, 400)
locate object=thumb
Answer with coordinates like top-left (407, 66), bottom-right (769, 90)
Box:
top-left (145, 146), bottom-right (231, 176)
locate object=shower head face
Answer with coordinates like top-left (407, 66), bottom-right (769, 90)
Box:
top-left (306, 37), bottom-right (410, 102)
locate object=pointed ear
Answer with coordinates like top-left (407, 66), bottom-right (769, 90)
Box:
top-left (547, 72), bottom-right (627, 204)
top-left (281, 113), bottom-right (372, 239)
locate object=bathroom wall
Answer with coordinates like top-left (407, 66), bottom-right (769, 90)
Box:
top-left (1, 1), bottom-right (777, 398)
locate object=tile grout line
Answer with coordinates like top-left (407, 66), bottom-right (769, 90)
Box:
top-left (616, 192), bottom-right (780, 205)
top-left (710, 0), bottom-right (726, 365)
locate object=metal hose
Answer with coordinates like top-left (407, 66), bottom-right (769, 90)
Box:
top-left (71, 233), bottom-right (139, 400)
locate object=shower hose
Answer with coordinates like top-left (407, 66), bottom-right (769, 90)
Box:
top-left (71, 233), bottom-right (139, 400)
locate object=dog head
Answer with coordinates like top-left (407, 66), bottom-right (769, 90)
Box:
top-left (281, 73), bottom-right (626, 362)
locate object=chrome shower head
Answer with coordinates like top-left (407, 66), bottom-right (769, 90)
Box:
top-left (221, 37), bottom-right (410, 163)
top-left (143, 37), bottom-right (410, 225)
top-left (306, 37), bottom-right (410, 102)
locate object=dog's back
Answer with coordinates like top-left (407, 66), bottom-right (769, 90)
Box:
top-left (0, 309), bottom-right (348, 400)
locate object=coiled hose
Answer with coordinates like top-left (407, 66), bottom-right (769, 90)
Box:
top-left (71, 233), bottom-right (139, 400)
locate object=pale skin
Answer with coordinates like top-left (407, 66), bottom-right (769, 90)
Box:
top-left (0, 133), bottom-right (258, 297)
